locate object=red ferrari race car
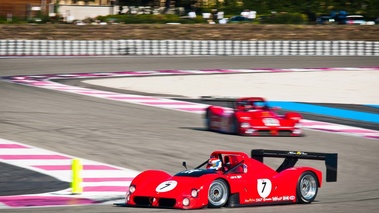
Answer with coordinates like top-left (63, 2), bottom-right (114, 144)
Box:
top-left (204, 97), bottom-right (303, 136)
top-left (114, 149), bottom-right (337, 209)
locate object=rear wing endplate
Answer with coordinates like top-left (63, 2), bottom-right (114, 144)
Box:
top-left (201, 96), bottom-right (238, 108)
top-left (251, 149), bottom-right (338, 182)
top-left (201, 96), bottom-right (238, 101)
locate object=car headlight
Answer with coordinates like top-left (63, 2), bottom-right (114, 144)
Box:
top-left (241, 122), bottom-right (250, 128)
top-left (129, 185), bottom-right (136, 193)
top-left (295, 123), bottom-right (302, 128)
top-left (191, 189), bottom-right (198, 198)
top-left (182, 198), bottom-right (190, 206)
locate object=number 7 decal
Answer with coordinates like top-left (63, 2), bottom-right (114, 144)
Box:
top-left (156, 180), bottom-right (178, 192)
top-left (257, 179), bottom-right (272, 198)
top-left (261, 181), bottom-right (266, 193)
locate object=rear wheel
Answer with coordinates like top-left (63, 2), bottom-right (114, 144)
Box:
top-left (208, 179), bottom-right (229, 208)
top-left (205, 109), bottom-right (212, 130)
top-left (231, 116), bottom-right (240, 135)
top-left (297, 171), bottom-right (318, 204)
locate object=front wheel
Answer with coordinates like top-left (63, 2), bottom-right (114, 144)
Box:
top-left (208, 179), bottom-right (229, 208)
top-left (297, 171), bottom-right (318, 204)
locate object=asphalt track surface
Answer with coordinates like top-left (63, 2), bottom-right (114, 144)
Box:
top-left (1, 56), bottom-right (379, 213)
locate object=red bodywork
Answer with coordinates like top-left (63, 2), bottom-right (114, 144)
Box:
top-left (205, 97), bottom-right (303, 136)
top-left (122, 150), bottom-right (329, 209)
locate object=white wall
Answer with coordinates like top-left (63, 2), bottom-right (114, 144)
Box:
top-left (1, 40), bottom-right (378, 56)
top-left (59, 5), bottom-right (117, 21)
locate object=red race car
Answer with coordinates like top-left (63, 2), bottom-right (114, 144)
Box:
top-left (115, 149), bottom-right (337, 209)
top-left (204, 97), bottom-right (303, 136)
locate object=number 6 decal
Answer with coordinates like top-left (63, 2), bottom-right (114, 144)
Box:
top-left (257, 179), bottom-right (272, 198)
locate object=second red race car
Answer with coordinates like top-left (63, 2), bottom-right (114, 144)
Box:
top-left (204, 97), bottom-right (303, 136)
top-left (115, 149), bottom-right (337, 209)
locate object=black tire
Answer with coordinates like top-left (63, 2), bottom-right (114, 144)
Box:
top-left (208, 179), bottom-right (229, 208)
top-left (231, 116), bottom-right (240, 135)
top-left (205, 109), bottom-right (212, 131)
top-left (296, 171), bottom-right (319, 204)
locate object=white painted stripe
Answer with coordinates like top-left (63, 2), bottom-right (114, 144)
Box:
top-left (44, 172), bottom-right (71, 181)
top-left (80, 182), bottom-right (131, 187)
top-left (141, 104), bottom-right (207, 109)
top-left (0, 149), bottom-right (70, 155)
top-left (1, 159), bottom-right (73, 165)
top-left (81, 170), bottom-right (138, 177)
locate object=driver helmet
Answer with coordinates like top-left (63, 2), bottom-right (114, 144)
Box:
top-left (253, 101), bottom-right (266, 109)
top-left (244, 103), bottom-right (254, 110)
top-left (206, 157), bottom-right (222, 171)
top-left (237, 101), bottom-right (252, 111)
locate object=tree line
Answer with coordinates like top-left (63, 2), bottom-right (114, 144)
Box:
top-left (118, 0), bottom-right (379, 19)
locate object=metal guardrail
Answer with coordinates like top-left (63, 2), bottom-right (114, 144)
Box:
top-left (0, 40), bottom-right (378, 56)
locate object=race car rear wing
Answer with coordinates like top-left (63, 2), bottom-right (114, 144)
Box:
top-left (201, 96), bottom-right (239, 108)
top-left (201, 96), bottom-right (268, 109)
top-left (251, 149), bottom-right (338, 182)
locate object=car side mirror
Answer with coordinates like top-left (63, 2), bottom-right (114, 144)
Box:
top-left (182, 161), bottom-right (188, 170)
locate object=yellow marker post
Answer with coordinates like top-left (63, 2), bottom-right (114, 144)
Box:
top-left (71, 158), bottom-right (83, 194)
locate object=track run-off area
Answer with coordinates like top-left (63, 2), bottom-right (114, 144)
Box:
top-left (0, 56), bottom-right (378, 213)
